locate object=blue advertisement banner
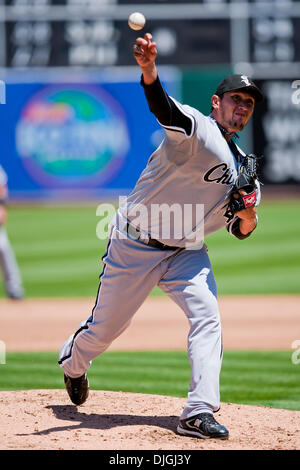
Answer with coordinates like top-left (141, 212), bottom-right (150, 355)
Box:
top-left (0, 67), bottom-right (180, 200)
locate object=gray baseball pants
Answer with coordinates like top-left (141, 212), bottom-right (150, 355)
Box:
top-left (0, 225), bottom-right (24, 299)
top-left (58, 224), bottom-right (223, 418)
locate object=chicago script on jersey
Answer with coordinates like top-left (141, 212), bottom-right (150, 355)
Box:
top-left (203, 163), bottom-right (235, 185)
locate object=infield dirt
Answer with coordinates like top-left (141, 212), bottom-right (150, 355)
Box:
top-left (0, 295), bottom-right (299, 450)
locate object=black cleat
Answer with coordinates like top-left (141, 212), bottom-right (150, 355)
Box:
top-left (177, 412), bottom-right (229, 439)
top-left (64, 373), bottom-right (89, 406)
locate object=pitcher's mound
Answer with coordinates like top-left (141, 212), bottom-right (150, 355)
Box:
top-left (0, 390), bottom-right (299, 450)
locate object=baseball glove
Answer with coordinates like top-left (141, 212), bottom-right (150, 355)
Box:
top-left (228, 154), bottom-right (259, 215)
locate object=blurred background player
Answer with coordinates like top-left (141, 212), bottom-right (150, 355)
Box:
top-left (0, 164), bottom-right (24, 300)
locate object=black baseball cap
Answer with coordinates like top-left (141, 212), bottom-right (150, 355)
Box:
top-left (215, 74), bottom-right (264, 102)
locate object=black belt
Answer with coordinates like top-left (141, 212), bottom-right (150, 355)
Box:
top-left (126, 223), bottom-right (179, 251)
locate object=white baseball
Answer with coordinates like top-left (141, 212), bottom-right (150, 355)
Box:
top-left (128, 12), bottom-right (146, 31)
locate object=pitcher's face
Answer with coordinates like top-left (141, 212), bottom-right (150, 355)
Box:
top-left (211, 91), bottom-right (255, 133)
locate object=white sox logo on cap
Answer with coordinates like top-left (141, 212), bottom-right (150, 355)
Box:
top-left (241, 75), bottom-right (251, 87)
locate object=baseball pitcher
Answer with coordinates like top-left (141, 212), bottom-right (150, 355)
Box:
top-left (58, 33), bottom-right (263, 440)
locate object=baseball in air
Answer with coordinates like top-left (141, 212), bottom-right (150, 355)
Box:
top-left (128, 12), bottom-right (146, 31)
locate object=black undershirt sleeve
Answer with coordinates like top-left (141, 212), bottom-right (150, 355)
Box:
top-left (141, 74), bottom-right (193, 135)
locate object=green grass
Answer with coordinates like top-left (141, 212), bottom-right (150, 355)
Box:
top-left (1, 199), bottom-right (299, 298)
top-left (206, 199), bottom-right (300, 295)
top-left (1, 204), bottom-right (106, 298)
top-left (0, 351), bottom-right (299, 411)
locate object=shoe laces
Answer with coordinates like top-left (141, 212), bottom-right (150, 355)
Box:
top-left (197, 413), bottom-right (218, 425)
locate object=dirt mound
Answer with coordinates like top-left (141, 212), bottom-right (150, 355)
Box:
top-left (0, 390), bottom-right (299, 450)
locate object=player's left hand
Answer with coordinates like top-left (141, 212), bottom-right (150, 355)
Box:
top-left (234, 189), bottom-right (257, 220)
top-left (234, 190), bottom-right (257, 235)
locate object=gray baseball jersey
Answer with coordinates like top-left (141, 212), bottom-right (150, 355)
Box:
top-left (59, 85), bottom-right (260, 419)
top-left (119, 96), bottom-right (259, 248)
